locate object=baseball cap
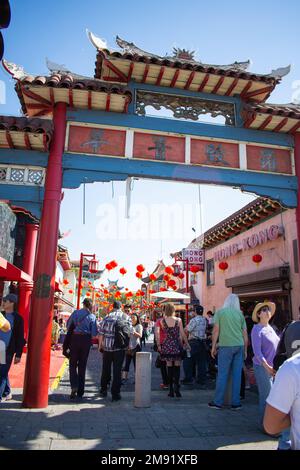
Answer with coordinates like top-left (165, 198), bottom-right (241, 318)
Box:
top-left (3, 293), bottom-right (18, 303)
top-left (284, 321), bottom-right (300, 358)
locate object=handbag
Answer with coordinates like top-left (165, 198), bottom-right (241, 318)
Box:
top-left (126, 347), bottom-right (136, 357)
top-left (62, 311), bottom-right (91, 359)
top-left (62, 322), bottom-right (75, 359)
top-left (155, 355), bottom-right (162, 368)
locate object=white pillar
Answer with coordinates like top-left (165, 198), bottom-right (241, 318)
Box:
top-left (134, 352), bottom-right (151, 408)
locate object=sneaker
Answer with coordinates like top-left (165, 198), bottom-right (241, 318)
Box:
top-left (208, 401), bottom-right (222, 409)
top-left (3, 393), bottom-right (12, 401)
top-left (231, 405), bottom-right (242, 410)
top-left (70, 390), bottom-right (77, 400)
top-left (112, 394), bottom-right (122, 402)
top-left (160, 384), bottom-right (169, 390)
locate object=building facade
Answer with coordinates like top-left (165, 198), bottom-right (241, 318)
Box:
top-left (188, 198), bottom-right (300, 325)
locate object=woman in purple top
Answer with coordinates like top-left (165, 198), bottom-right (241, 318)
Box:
top-left (251, 301), bottom-right (280, 422)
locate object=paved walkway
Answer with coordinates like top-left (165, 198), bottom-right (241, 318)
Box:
top-left (0, 338), bottom-right (278, 450)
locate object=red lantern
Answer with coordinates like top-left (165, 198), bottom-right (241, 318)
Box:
top-left (165, 266), bottom-right (174, 276)
top-left (136, 264), bottom-right (145, 273)
top-left (178, 272), bottom-right (185, 280)
top-left (68, 289), bottom-right (73, 294)
top-left (163, 274), bottom-right (170, 282)
top-left (86, 292), bottom-right (91, 297)
top-left (88, 258), bottom-right (99, 273)
top-left (136, 272), bottom-right (142, 279)
top-left (252, 254), bottom-right (262, 265)
top-left (149, 274), bottom-right (157, 282)
top-left (120, 267), bottom-right (127, 276)
top-left (168, 279), bottom-right (176, 287)
top-left (110, 260), bottom-right (118, 269)
top-left (63, 279), bottom-right (69, 286)
top-left (219, 262), bottom-right (229, 272)
top-left (160, 287), bottom-right (167, 292)
top-left (190, 265), bottom-right (201, 274)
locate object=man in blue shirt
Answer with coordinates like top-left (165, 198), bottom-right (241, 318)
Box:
top-left (67, 298), bottom-right (98, 400)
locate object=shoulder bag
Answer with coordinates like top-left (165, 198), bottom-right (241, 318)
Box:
top-left (62, 311), bottom-right (90, 359)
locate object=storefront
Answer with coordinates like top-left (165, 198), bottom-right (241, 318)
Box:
top-left (189, 198), bottom-right (300, 325)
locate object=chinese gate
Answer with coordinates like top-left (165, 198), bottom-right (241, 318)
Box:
top-left (0, 33), bottom-right (300, 407)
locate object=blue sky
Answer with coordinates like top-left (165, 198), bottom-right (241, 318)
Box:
top-left (1, 0), bottom-right (299, 289)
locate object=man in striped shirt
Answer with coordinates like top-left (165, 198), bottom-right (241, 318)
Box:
top-left (98, 301), bottom-right (132, 401)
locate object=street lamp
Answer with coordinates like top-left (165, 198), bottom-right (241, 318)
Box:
top-left (76, 253), bottom-right (99, 309)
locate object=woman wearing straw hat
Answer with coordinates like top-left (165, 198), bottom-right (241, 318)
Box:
top-left (251, 301), bottom-right (280, 422)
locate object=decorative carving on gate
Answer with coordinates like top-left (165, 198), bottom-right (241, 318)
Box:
top-left (136, 91), bottom-right (235, 125)
top-left (0, 166), bottom-right (45, 185)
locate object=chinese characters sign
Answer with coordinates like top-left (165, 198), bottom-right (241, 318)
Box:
top-left (67, 124), bottom-right (292, 176)
top-left (247, 145), bottom-right (292, 174)
top-left (68, 126), bottom-right (126, 157)
top-left (133, 133), bottom-right (185, 162)
top-left (191, 139), bottom-right (239, 168)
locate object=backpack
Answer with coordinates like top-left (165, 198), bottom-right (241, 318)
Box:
top-left (113, 317), bottom-right (131, 349)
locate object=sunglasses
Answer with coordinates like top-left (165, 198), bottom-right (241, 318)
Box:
top-left (260, 307), bottom-right (270, 313)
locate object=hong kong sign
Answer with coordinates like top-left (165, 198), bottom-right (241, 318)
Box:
top-left (67, 124), bottom-right (293, 175)
top-left (214, 224), bottom-right (284, 261)
top-left (182, 249), bottom-right (205, 266)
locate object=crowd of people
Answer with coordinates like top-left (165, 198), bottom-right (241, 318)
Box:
top-left (1, 290), bottom-right (300, 450)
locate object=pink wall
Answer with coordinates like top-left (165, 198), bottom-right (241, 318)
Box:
top-left (200, 209), bottom-right (300, 319)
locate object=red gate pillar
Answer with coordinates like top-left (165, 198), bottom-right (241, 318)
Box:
top-left (295, 133), bottom-right (300, 273)
top-left (23, 102), bottom-right (67, 408)
top-left (19, 223), bottom-right (39, 346)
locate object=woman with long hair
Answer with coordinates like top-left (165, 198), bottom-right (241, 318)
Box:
top-left (156, 303), bottom-right (190, 398)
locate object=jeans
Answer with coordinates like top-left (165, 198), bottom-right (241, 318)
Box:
top-left (101, 349), bottom-right (125, 397)
top-left (0, 354), bottom-right (13, 400)
top-left (69, 335), bottom-right (91, 397)
top-left (183, 339), bottom-right (207, 383)
top-left (214, 346), bottom-right (244, 407)
top-left (253, 363), bottom-right (273, 420)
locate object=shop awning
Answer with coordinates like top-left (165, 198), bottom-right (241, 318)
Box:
top-left (0, 257), bottom-right (32, 282)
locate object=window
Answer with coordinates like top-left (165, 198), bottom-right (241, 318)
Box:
top-left (206, 259), bottom-right (215, 286)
